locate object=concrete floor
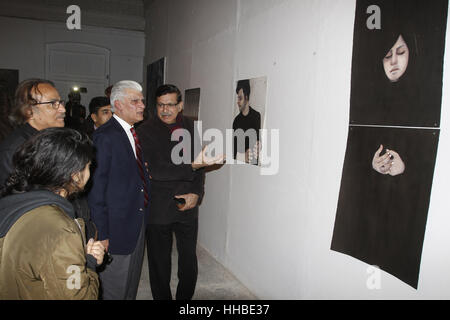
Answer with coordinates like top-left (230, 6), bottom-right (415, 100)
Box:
top-left (136, 244), bottom-right (257, 300)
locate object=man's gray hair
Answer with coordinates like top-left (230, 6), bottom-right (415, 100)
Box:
top-left (110, 80), bottom-right (143, 112)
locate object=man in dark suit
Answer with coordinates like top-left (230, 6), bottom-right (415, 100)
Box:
top-left (137, 84), bottom-right (223, 300)
top-left (88, 80), bottom-right (150, 300)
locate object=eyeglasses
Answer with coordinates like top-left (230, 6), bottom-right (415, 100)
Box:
top-left (33, 100), bottom-right (65, 109)
top-left (157, 102), bottom-right (178, 108)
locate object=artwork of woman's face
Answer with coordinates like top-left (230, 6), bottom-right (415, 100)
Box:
top-left (383, 35), bottom-right (409, 82)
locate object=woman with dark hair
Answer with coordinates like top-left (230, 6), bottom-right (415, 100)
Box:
top-left (350, 0), bottom-right (446, 128)
top-left (0, 127), bottom-right (104, 299)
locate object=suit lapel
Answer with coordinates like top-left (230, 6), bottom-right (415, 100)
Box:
top-left (109, 117), bottom-right (136, 162)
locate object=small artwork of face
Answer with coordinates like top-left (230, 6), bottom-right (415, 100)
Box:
top-left (383, 34), bottom-right (409, 82)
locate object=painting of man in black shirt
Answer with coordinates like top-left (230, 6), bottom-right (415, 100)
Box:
top-left (233, 79), bottom-right (263, 165)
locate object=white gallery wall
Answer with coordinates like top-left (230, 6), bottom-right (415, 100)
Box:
top-left (0, 16), bottom-right (145, 100)
top-left (145, 0), bottom-right (450, 299)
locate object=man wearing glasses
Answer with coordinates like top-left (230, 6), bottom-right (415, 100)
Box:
top-left (0, 79), bottom-right (65, 188)
top-left (137, 84), bottom-right (224, 300)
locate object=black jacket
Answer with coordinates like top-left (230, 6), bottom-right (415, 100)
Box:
top-left (137, 116), bottom-right (205, 224)
top-left (0, 124), bottom-right (97, 241)
top-left (0, 123), bottom-right (38, 188)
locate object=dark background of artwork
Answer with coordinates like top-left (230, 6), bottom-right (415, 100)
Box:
top-left (332, 0), bottom-right (448, 288)
top-left (0, 69), bottom-right (18, 141)
top-left (145, 57), bottom-right (165, 121)
top-left (183, 88), bottom-right (200, 122)
top-left (350, 0), bottom-right (448, 127)
top-left (332, 126), bottom-right (439, 288)
top-left (0, 69), bottom-right (19, 102)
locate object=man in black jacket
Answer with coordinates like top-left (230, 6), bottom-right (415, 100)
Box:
top-left (0, 79), bottom-right (96, 243)
top-left (137, 84), bottom-right (223, 300)
top-left (0, 79), bottom-right (65, 188)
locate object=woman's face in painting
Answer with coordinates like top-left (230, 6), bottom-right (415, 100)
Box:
top-left (383, 35), bottom-right (409, 82)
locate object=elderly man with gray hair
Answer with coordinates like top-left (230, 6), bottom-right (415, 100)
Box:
top-left (88, 80), bottom-right (151, 300)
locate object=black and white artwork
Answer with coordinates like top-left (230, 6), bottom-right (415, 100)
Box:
top-left (349, 0), bottom-right (448, 128)
top-left (331, 0), bottom-right (448, 288)
top-left (146, 57), bottom-right (166, 120)
top-left (232, 76), bottom-right (267, 166)
top-left (183, 88), bottom-right (200, 121)
top-left (0, 69), bottom-right (19, 101)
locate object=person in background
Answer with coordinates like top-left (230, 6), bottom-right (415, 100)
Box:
top-left (75, 96), bottom-right (113, 242)
top-left (0, 127), bottom-right (104, 299)
top-left (105, 85), bottom-right (113, 98)
top-left (84, 96), bottom-right (112, 139)
top-left (65, 90), bottom-right (86, 134)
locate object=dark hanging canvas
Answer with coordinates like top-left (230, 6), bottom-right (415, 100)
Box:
top-left (332, 126), bottom-right (439, 288)
top-left (331, 0), bottom-right (448, 289)
top-left (350, 0), bottom-right (448, 127)
top-left (145, 57), bottom-right (165, 120)
top-left (232, 76), bottom-right (267, 166)
top-left (183, 88), bottom-right (201, 121)
top-left (0, 69), bottom-right (19, 99)
top-left (0, 69), bottom-right (18, 141)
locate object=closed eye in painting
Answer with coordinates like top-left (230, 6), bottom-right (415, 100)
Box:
top-left (383, 34), bottom-right (410, 82)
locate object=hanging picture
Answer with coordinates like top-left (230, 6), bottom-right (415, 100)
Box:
top-left (232, 76), bottom-right (267, 166)
top-left (184, 88), bottom-right (201, 121)
top-left (146, 57), bottom-right (166, 120)
top-left (331, 0), bottom-right (448, 288)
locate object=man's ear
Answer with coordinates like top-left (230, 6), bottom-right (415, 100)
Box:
top-left (178, 101), bottom-right (184, 112)
top-left (90, 113), bottom-right (97, 124)
top-left (113, 100), bottom-right (123, 113)
top-left (26, 106), bottom-right (34, 119)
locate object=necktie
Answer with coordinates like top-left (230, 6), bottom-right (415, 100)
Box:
top-left (130, 127), bottom-right (149, 207)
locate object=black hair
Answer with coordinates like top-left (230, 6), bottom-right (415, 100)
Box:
top-left (236, 79), bottom-right (250, 99)
top-left (350, 0), bottom-right (448, 127)
top-left (104, 85), bottom-right (113, 97)
top-left (155, 84), bottom-right (182, 103)
top-left (89, 96), bottom-right (110, 115)
top-left (9, 78), bottom-right (55, 126)
top-left (1, 127), bottom-right (93, 198)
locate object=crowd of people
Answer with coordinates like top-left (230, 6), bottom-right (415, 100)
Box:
top-left (0, 79), bottom-right (224, 300)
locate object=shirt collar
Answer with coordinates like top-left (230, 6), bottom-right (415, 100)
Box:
top-left (113, 114), bottom-right (133, 131)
